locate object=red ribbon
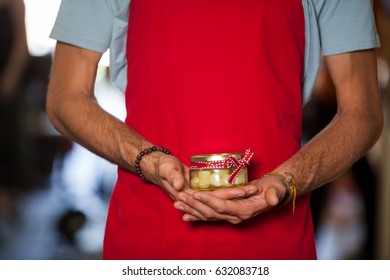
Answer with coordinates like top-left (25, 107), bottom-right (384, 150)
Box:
top-left (190, 149), bottom-right (254, 184)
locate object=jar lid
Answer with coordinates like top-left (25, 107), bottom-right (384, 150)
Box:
top-left (190, 152), bottom-right (244, 162)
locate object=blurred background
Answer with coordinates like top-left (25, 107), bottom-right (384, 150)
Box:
top-left (0, 0), bottom-right (390, 260)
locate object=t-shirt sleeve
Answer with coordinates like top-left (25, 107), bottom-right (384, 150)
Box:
top-left (316, 0), bottom-right (380, 56)
top-left (50, 0), bottom-right (114, 53)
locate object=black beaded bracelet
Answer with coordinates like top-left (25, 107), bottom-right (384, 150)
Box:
top-left (134, 146), bottom-right (173, 183)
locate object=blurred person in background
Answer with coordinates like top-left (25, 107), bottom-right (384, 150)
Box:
top-left (46, 0), bottom-right (382, 259)
top-left (0, 0), bottom-right (29, 217)
top-left (0, 0), bottom-right (28, 101)
top-left (0, 0), bottom-right (29, 250)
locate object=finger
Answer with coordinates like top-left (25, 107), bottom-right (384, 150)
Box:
top-left (264, 186), bottom-right (281, 207)
top-left (174, 200), bottom-right (207, 221)
top-left (192, 191), bottom-right (243, 217)
top-left (183, 165), bottom-right (190, 183)
top-left (172, 174), bottom-right (186, 191)
top-left (182, 213), bottom-right (202, 222)
top-left (210, 187), bottom-right (249, 200)
top-left (208, 184), bottom-right (261, 200)
top-left (178, 192), bottom-right (240, 222)
top-left (161, 167), bottom-right (187, 191)
top-left (240, 184), bottom-right (262, 196)
top-left (172, 165), bottom-right (190, 190)
top-left (182, 213), bottom-right (242, 224)
top-left (161, 180), bottom-right (180, 201)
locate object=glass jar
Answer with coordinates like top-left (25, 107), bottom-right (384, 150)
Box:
top-left (189, 152), bottom-right (249, 191)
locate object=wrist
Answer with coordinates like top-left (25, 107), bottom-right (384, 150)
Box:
top-left (262, 172), bottom-right (297, 213)
top-left (135, 146), bottom-right (173, 183)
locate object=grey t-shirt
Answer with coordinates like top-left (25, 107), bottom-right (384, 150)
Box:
top-left (50, 0), bottom-right (380, 103)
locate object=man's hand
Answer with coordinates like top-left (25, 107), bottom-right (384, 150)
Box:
top-left (173, 174), bottom-right (288, 224)
top-left (148, 154), bottom-right (191, 201)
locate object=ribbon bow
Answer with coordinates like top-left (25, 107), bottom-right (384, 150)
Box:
top-left (225, 149), bottom-right (254, 183)
top-left (190, 148), bottom-right (254, 184)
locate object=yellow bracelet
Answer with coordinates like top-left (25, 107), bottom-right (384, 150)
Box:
top-left (262, 172), bottom-right (297, 213)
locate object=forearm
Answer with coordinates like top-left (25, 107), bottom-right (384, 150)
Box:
top-left (47, 49), bottom-right (189, 194)
top-left (46, 91), bottom-right (151, 172)
top-left (46, 42), bottom-right (154, 174)
top-left (274, 50), bottom-right (383, 196)
top-left (47, 73), bottom-right (189, 193)
top-left (274, 106), bottom-right (382, 195)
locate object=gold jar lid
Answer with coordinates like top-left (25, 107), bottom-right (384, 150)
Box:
top-left (190, 152), bottom-right (244, 162)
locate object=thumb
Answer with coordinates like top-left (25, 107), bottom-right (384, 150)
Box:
top-left (265, 187), bottom-right (282, 207)
top-left (164, 166), bottom-right (188, 191)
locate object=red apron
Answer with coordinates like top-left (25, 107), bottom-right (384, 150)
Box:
top-left (103, 0), bottom-right (316, 259)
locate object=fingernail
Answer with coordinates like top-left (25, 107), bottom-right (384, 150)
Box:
top-left (175, 204), bottom-right (184, 211)
top-left (183, 215), bottom-right (194, 222)
top-left (179, 196), bottom-right (187, 203)
top-left (236, 191), bottom-right (245, 198)
top-left (248, 188), bottom-right (257, 195)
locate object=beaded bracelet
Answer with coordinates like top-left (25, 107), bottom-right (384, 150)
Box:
top-left (262, 172), bottom-right (297, 213)
top-left (134, 146), bottom-right (173, 183)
